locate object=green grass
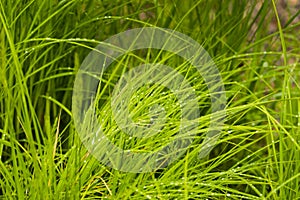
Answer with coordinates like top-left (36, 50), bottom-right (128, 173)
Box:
top-left (0, 0), bottom-right (300, 199)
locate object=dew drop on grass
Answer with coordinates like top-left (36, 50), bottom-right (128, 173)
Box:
top-left (226, 193), bottom-right (231, 197)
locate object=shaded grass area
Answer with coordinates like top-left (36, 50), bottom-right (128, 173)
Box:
top-left (0, 0), bottom-right (300, 199)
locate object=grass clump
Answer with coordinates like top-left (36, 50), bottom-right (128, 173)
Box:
top-left (0, 0), bottom-right (300, 199)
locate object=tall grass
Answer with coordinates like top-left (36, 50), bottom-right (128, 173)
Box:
top-left (0, 0), bottom-right (299, 199)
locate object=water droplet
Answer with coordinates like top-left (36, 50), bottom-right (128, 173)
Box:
top-left (263, 62), bottom-right (268, 67)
